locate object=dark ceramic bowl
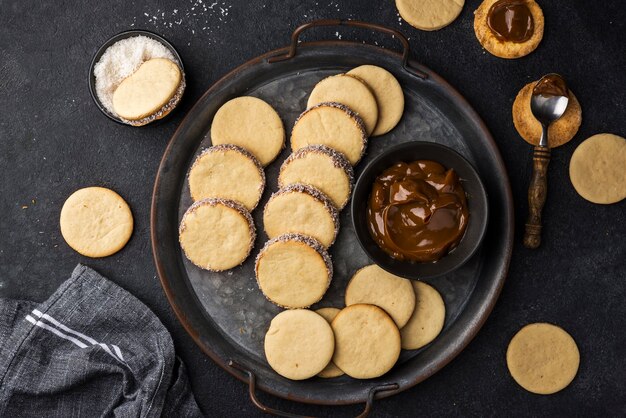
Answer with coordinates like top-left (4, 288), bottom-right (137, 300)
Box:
top-left (88, 30), bottom-right (184, 126)
top-left (351, 141), bottom-right (488, 280)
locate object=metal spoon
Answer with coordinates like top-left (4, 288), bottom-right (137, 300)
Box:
top-left (523, 73), bottom-right (569, 249)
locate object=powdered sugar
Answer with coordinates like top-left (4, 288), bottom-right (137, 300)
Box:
top-left (94, 35), bottom-right (177, 116)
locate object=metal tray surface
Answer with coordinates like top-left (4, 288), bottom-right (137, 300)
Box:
top-left (152, 39), bottom-right (514, 406)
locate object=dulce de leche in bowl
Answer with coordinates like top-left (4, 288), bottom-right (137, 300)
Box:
top-left (351, 141), bottom-right (488, 280)
top-left (367, 160), bottom-right (469, 263)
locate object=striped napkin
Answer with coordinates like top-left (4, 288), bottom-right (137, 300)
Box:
top-left (0, 264), bottom-right (202, 418)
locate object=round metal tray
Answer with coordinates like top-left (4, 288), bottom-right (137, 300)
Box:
top-left (151, 20), bottom-right (514, 415)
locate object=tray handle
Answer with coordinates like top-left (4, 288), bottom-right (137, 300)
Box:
top-left (229, 360), bottom-right (400, 418)
top-left (268, 19), bottom-right (428, 79)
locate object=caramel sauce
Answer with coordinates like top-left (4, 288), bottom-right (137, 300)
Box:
top-left (367, 160), bottom-right (469, 263)
top-left (487, 0), bottom-right (534, 43)
top-left (533, 74), bottom-right (569, 98)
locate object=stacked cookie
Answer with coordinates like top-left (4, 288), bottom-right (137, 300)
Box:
top-left (179, 96), bottom-right (284, 271)
top-left (263, 264), bottom-right (447, 380)
top-left (256, 65), bottom-right (405, 309)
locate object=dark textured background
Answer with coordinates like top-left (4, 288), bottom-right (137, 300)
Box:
top-left (1, 0), bottom-right (624, 416)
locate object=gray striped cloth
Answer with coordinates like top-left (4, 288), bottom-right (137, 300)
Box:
top-left (0, 264), bottom-right (203, 417)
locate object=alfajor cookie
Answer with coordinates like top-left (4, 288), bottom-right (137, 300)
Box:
top-left (507, 323), bottom-right (580, 395)
top-left (345, 264), bottom-right (416, 329)
top-left (278, 145), bottom-right (354, 210)
top-left (188, 144), bottom-right (265, 211)
top-left (263, 184), bottom-right (339, 248)
top-left (396, 0), bottom-right (465, 31)
top-left (513, 81), bottom-right (582, 148)
top-left (569, 133), bottom-right (626, 204)
top-left (60, 187), bottom-right (133, 258)
top-left (291, 102), bottom-right (368, 165)
top-left (264, 309), bottom-right (335, 380)
top-left (347, 65), bottom-right (404, 136)
top-left (331, 304), bottom-right (401, 379)
top-left (315, 307), bottom-right (345, 378)
top-left (474, 0), bottom-right (544, 59)
top-left (307, 74), bottom-right (379, 136)
top-left (211, 96), bottom-right (285, 166)
top-left (179, 198), bottom-right (255, 271)
top-left (255, 234), bottom-right (333, 309)
top-left (113, 58), bottom-right (184, 124)
top-left (400, 281), bottom-right (446, 350)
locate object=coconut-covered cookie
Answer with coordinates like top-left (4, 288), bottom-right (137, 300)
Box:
top-left (263, 184), bottom-right (339, 248)
top-left (112, 58), bottom-right (184, 125)
top-left (188, 144), bottom-right (265, 211)
top-left (179, 198), bottom-right (255, 271)
top-left (278, 145), bottom-right (353, 210)
top-left (291, 102), bottom-right (368, 165)
top-left (307, 74), bottom-right (379, 135)
top-left (211, 96), bottom-right (285, 166)
top-left (255, 234), bottom-right (333, 309)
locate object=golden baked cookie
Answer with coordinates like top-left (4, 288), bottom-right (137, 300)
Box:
top-left (179, 198), bottom-right (255, 271)
top-left (211, 96), bottom-right (285, 166)
top-left (278, 145), bottom-right (353, 210)
top-left (345, 264), bottom-right (416, 329)
top-left (264, 309), bottom-right (335, 380)
top-left (347, 65), bottom-right (404, 136)
top-left (507, 323), bottom-right (580, 395)
top-left (400, 281), bottom-right (446, 350)
top-left (60, 187), bottom-right (133, 258)
top-left (307, 74), bottom-right (379, 135)
top-left (255, 234), bottom-right (333, 309)
top-left (396, 0), bottom-right (465, 31)
top-left (188, 144), bottom-right (265, 211)
top-left (513, 81), bottom-right (582, 147)
top-left (569, 133), bottom-right (626, 204)
top-left (331, 304), bottom-right (401, 379)
top-left (314, 307), bottom-right (345, 378)
top-left (113, 58), bottom-right (183, 122)
top-left (473, 0), bottom-right (544, 59)
top-left (291, 102), bottom-right (368, 165)
top-left (263, 184), bottom-right (339, 248)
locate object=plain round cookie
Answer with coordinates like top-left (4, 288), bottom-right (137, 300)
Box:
top-left (188, 144), bottom-right (265, 210)
top-left (291, 102), bottom-right (368, 165)
top-left (264, 309), bottom-right (335, 380)
top-left (345, 265), bottom-right (416, 328)
top-left (396, 0), bottom-right (464, 31)
top-left (474, 0), bottom-right (544, 59)
top-left (307, 75), bottom-right (379, 136)
top-left (347, 65), bottom-right (404, 136)
top-left (331, 304), bottom-right (401, 379)
top-left (569, 133), bottom-right (626, 204)
top-left (400, 281), bottom-right (446, 350)
top-left (211, 96), bottom-right (285, 166)
top-left (263, 184), bottom-right (339, 248)
top-left (507, 323), bottom-right (580, 395)
top-left (278, 145), bottom-right (354, 209)
top-left (60, 187), bottom-right (133, 258)
top-left (179, 198), bottom-right (255, 271)
top-left (255, 234), bottom-right (333, 309)
top-left (315, 307), bottom-right (345, 378)
top-left (513, 81), bottom-right (582, 148)
top-left (113, 58), bottom-right (182, 121)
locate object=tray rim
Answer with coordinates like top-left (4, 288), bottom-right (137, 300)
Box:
top-left (151, 39), bottom-right (515, 406)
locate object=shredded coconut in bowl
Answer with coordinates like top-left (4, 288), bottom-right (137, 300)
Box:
top-left (93, 35), bottom-right (177, 116)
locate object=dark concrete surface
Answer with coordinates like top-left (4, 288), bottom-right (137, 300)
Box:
top-left (1, 1), bottom-right (624, 416)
